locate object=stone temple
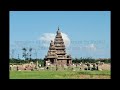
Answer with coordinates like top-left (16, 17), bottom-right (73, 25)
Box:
top-left (44, 27), bottom-right (72, 66)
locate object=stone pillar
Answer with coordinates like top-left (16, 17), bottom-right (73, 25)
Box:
top-left (54, 59), bottom-right (56, 65)
top-left (69, 60), bottom-right (71, 65)
top-left (69, 60), bottom-right (72, 66)
top-left (48, 59), bottom-right (50, 66)
top-left (36, 60), bottom-right (38, 69)
top-left (55, 59), bottom-right (57, 65)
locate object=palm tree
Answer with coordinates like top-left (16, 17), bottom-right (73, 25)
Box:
top-left (26, 53), bottom-right (29, 60)
top-left (29, 48), bottom-right (32, 60)
top-left (11, 49), bottom-right (15, 60)
top-left (34, 49), bottom-right (37, 60)
top-left (22, 48), bottom-right (27, 60)
top-left (18, 54), bottom-right (20, 60)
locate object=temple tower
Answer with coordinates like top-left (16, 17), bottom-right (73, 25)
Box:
top-left (44, 27), bottom-right (72, 66)
top-left (44, 40), bottom-right (57, 66)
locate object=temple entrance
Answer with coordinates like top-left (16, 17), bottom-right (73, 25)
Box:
top-left (50, 59), bottom-right (54, 64)
top-left (67, 60), bottom-right (69, 66)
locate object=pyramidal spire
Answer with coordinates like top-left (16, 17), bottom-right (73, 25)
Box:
top-left (58, 26), bottom-right (59, 30)
top-left (57, 26), bottom-right (60, 34)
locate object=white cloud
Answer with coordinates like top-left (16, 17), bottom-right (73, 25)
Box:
top-left (39, 33), bottom-right (55, 47)
top-left (39, 32), bottom-right (70, 48)
top-left (85, 44), bottom-right (96, 51)
top-left (61, 32), bottom-right (70, 47)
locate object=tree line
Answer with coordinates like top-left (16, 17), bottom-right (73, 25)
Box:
top-left (72, 57), bottom-right (110, 63)
top-left (10, 57), bottom-right (110, 65)
top-left (10, 58), bottom-right (44, 66)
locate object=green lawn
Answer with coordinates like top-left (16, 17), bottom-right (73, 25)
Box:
top-left (10, 70), bottom-right (110, 79)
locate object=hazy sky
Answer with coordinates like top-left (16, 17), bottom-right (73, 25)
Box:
top-left (10, 11), bottom-right (110, 59)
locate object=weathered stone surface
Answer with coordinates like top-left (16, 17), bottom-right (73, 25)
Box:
top-left (44, 27), bottom-right (72, 66)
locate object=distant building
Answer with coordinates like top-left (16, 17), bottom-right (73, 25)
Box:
top-left (44, 27), bottom-right (72, 66)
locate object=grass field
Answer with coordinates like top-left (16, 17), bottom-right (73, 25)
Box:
top-left (10, 70), bottom-right (110, 79)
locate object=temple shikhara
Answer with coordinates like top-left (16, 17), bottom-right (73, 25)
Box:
top-left (44, 27), bottom-right (72, 66)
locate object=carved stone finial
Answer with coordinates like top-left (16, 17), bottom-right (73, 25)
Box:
top-left (50, 40), bottom-right (54, 46)
top-left (51, 40), bottom-right (53, 42)
top-left (57, 26), bottom-right (60, 34)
